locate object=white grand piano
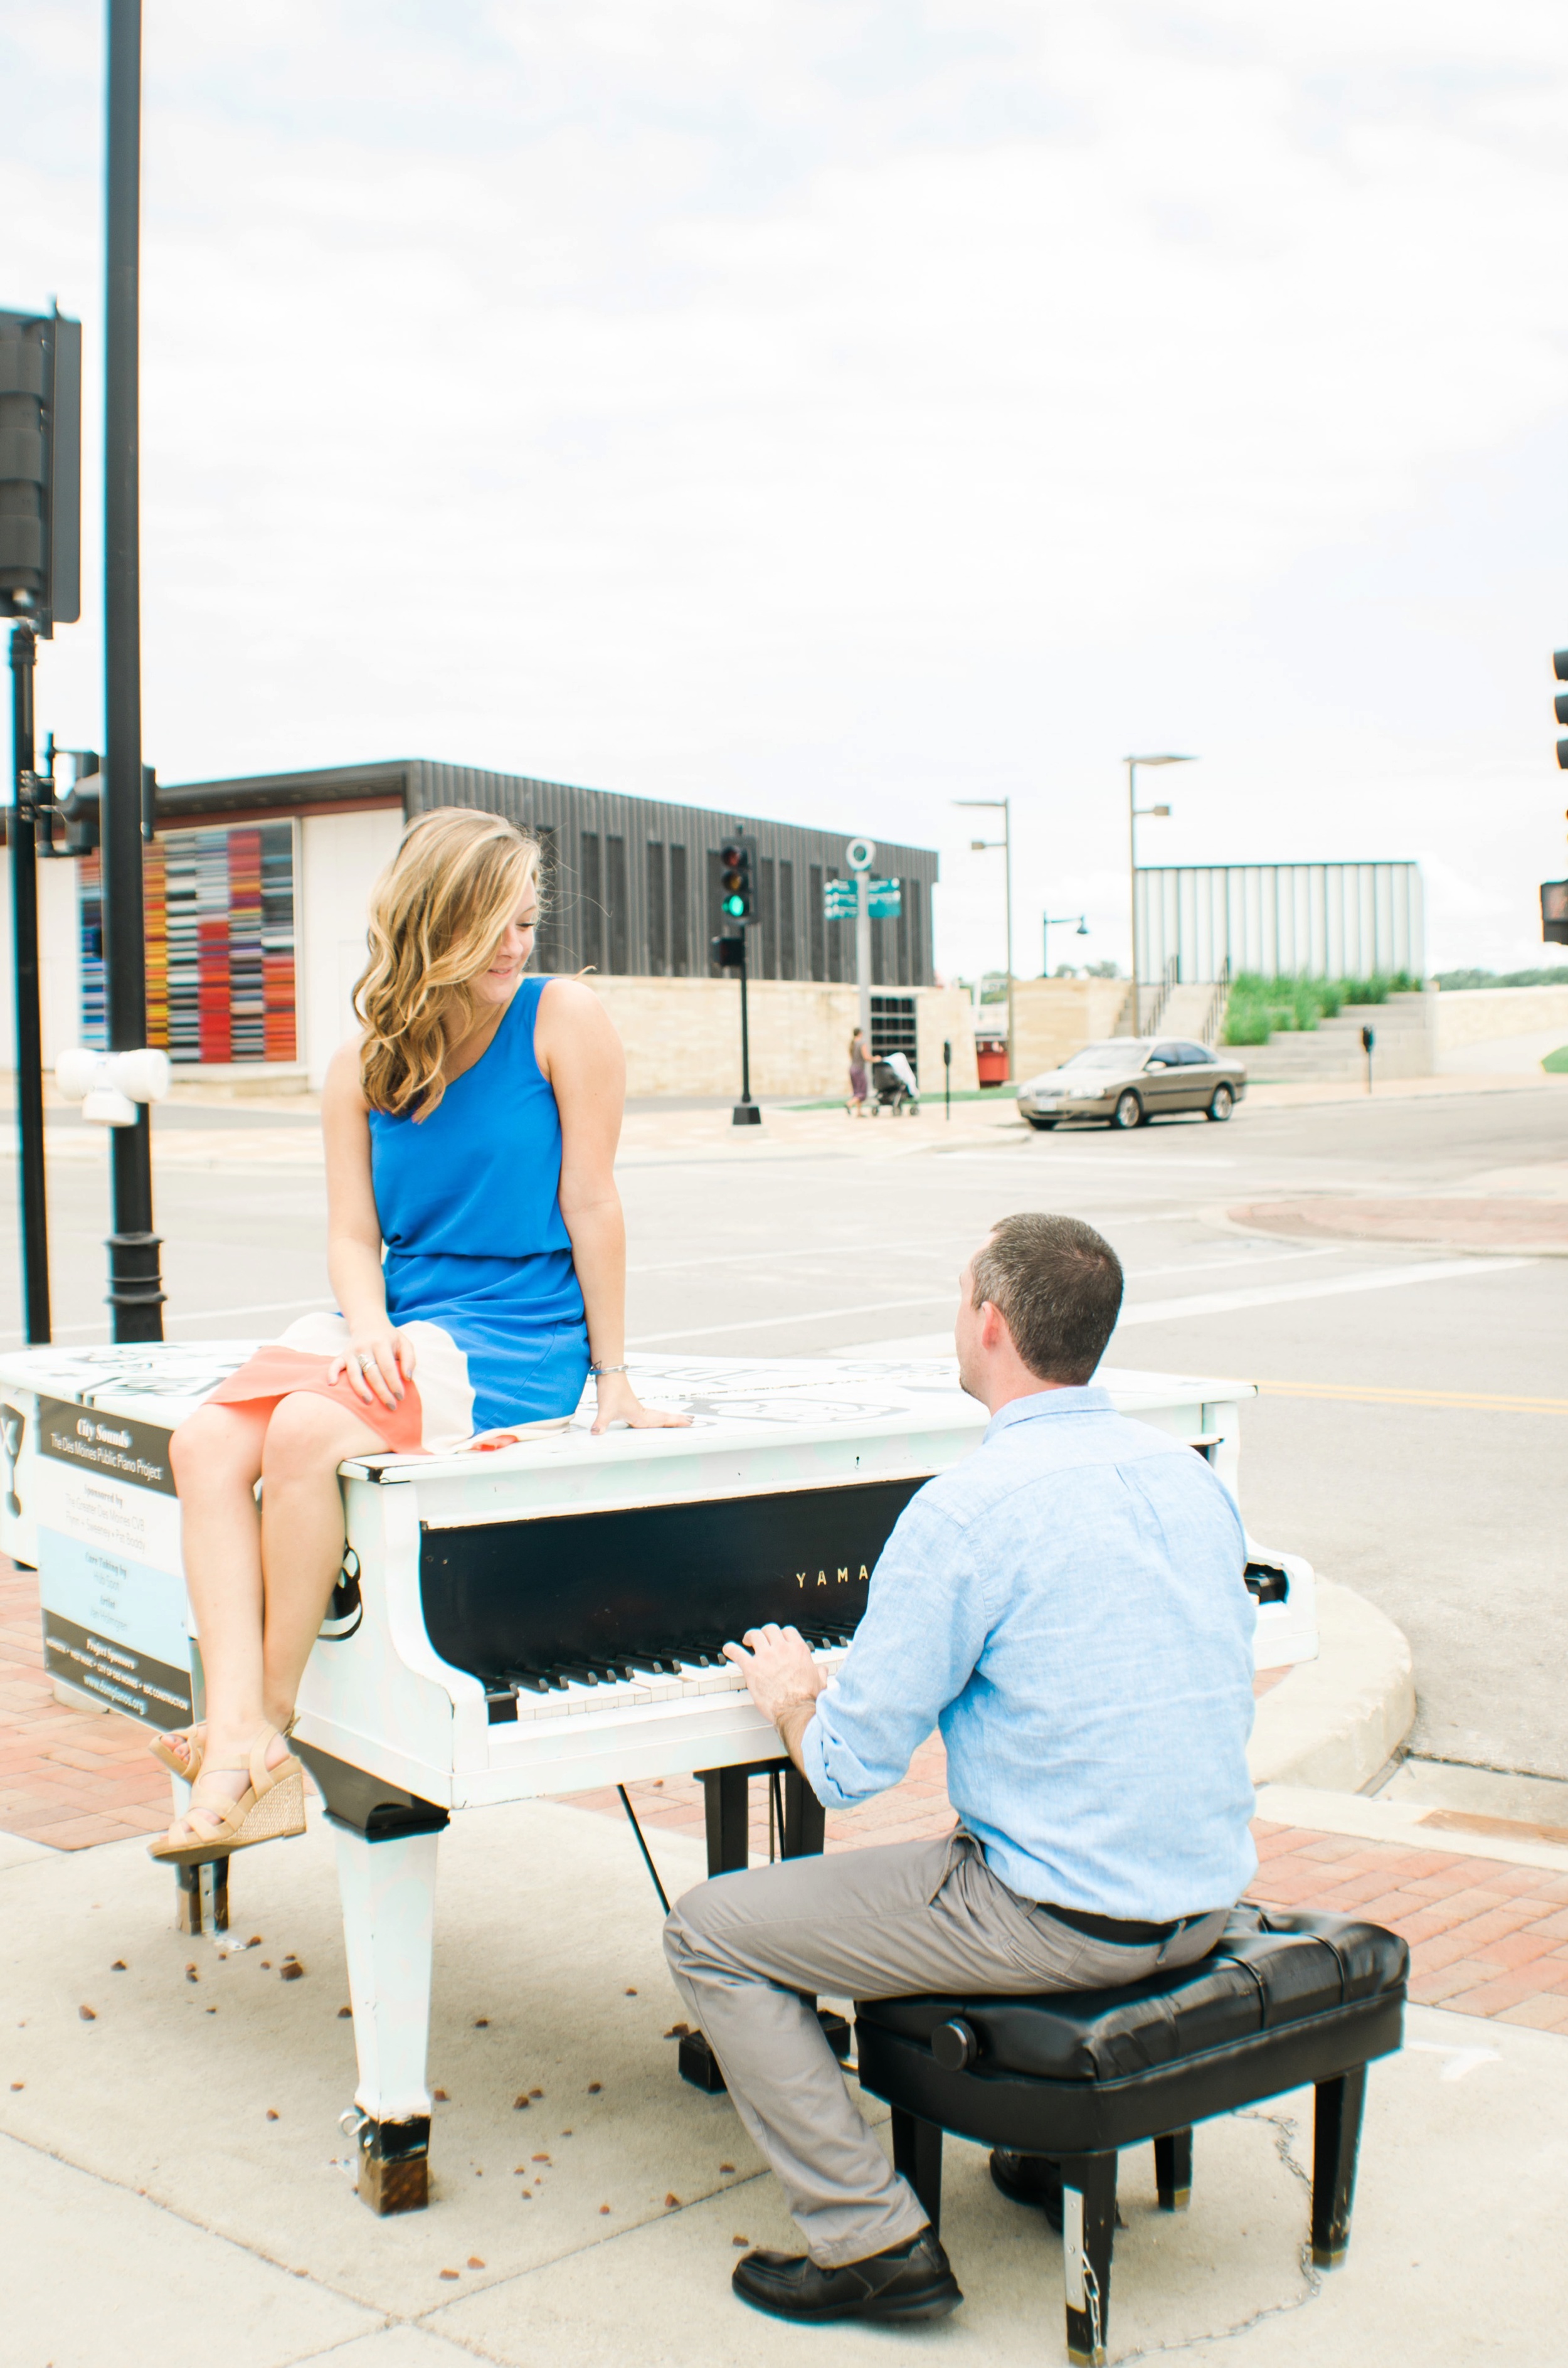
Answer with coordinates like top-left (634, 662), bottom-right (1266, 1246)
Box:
top-left (0, 1345), bottom-right (1314, 2214)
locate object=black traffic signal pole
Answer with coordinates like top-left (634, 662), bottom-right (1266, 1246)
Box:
top-left (9, 624), bottom-right (50, 1341)
top-left (102, 0), bottom-right (163, 1340)
top-left (737, 938), bottom-right (753, 1104)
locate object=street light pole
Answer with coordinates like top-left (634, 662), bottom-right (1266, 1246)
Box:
top-left (955, 797), bottom-right (1014, 1077)
top-left (102, 0), bottom-right (164, 1340)
top-left (1041, 913), bottom-right (1088, 977)
top-left (1123, 753), bottom-right (1195, 1031)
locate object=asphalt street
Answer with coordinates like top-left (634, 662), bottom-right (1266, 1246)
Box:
top-left (1, 1086), bottom-right (1562, 1789)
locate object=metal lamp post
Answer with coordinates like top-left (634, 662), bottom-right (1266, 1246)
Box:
top-left (99, 0), bottom-right (165, 1337)
top-left (955, 797), bottom-right (1014, 1076)
top-left (1042, 913), bottom-right (1088, 976)
top-left (1124, 754), bottom-right (1194, 1030)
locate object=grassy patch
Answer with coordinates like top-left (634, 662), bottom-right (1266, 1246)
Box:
top-left (1221, 972), bottom-right (1421, 1048)
top-left (1543, 1045), bottom-right (1568, 1074)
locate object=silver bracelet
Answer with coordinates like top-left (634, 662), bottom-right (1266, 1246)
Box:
top-left (589, 1362), bottom-right (628, 1378)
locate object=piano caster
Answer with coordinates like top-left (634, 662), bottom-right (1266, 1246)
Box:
top-left (679, 2007), bottom-right (853, 2095)
top-left (173, 1857), bottom-right (228, 1938)
top-left (345, 2110), bottom-right (432, 2216)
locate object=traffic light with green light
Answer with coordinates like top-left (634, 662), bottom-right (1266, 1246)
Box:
top-left (720, 837), bottom-right (757, 923)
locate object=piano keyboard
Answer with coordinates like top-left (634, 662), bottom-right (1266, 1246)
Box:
top-left (492, 1629), bottom-right (862, 1724)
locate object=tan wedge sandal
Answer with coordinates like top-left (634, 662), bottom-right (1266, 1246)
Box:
top-left (146, 1726), bottom-right (306, 1867)
top-left (147, 1709), bottom-right (296, 1787)
top-left (148, 1722), bottom-right (206, 1781)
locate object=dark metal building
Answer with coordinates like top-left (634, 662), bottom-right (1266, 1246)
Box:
top-left (156, 758), bottom-right (940, 987)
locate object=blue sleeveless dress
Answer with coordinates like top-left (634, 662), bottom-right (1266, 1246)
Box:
top-left (367, 975), bottom-right (590, 1431)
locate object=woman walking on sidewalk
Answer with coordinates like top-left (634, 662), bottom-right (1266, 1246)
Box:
top-left (846, 1027), bottom-right (872, 1118)
top-left (147, 807), bottom-right (687, 1869)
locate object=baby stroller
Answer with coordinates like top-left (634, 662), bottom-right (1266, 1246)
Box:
top-left (870, 1053), bottom-right (919, 1115)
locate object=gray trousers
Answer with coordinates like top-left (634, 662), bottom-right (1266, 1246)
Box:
top-left (664, 1828), bottom-right (1229, 2267)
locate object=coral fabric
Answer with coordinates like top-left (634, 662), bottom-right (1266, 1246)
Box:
top-left (205, 1345), bottom-right (426, 1457)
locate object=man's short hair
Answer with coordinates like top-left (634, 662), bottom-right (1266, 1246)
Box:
top-left (970, 1213), bottom-right (1123, 1384)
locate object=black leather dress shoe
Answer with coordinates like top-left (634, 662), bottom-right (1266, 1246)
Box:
top-left (990, 2148), bottom-right (1064, 2229)
top-left (731, 2228), bottom-right (963, 2323)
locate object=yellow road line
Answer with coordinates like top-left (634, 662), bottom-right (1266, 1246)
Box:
top-left (1253, 1380), bottom-right (1568, 1415)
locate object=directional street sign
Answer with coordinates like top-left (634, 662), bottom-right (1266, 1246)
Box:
top-left (823, 877), bottom-right (900, 920)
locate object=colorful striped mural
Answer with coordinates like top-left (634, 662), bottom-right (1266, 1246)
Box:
top-left (80, 822), bottom-right (297, 1064)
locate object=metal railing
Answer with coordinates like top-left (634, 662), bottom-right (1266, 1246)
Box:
top-left (1200, 959), bottom-right (1231, 1049)
top-left (1141, 957), bottom-right (1180, 1036)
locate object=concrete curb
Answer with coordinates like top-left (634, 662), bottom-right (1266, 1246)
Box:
top-left (1248, 1577), bottom-right (1414, 1792)
top-left (1254, 1782), bottom-right (1568, 1875)
top-left (1199, 1195), bottom-right (1568, 1259)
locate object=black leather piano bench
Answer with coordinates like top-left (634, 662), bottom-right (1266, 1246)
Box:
top-left (853, 1906), bottom-right (1407, 2367)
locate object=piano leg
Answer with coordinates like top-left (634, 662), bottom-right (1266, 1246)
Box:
top-left (172, 1857), bottom-right (229, 1938)
top-left (679, 1760), bottom-right (849, 2091)
top-left (780, 1771), bottom-right (851, 2064)
top-left (299, 1746), bottom-right (450, 2216)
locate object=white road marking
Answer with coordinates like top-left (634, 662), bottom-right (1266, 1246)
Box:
top-left (667, 1260), bottom-right (1544, 1354)
top-left (1116, 1256), bottom-right (1535, 1329)
top-left (0, 1295), bottom-right (336, 1347)
top-left (1125, 1246), bottom-right (1343, 1284)
top-left (630, 1292), bottom-right (960, 1346)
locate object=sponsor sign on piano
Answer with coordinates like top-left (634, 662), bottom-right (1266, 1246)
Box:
top-left (34, 1395), bottom-right (193, 1730)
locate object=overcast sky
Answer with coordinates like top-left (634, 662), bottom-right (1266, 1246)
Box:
top-left (8, 0), bottom-right (1568, 979)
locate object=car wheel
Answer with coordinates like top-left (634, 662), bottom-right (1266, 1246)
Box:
top-left (1025, 1117), bottom-right (1057, 1131)
top-left (1111, 1090), bottom-right (1143, 1131)
top-left (1206, 1084), bottom-right (1234, 1123)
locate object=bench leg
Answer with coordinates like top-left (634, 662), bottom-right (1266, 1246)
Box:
top-left (1154, 2127), bottom-right (1192, 2211)
top-left (891, 2107), bottom-right (943, 2236)
top-left (1311, 2065), bottom-right (1367, 2268)
top-left (1059, 2150), bottom-right (1116, 2366)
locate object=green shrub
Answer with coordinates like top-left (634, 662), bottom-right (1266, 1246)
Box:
top-left (1219, 970), bottom-right (1421, 1045)
top-left (1435, 966), bottom-right (1568, 990)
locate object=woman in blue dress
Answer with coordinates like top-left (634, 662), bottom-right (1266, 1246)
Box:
top-left (149, 807), bottom-right (687, 1867)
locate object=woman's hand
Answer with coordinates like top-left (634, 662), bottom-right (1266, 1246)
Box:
top-left (327, 1327), bottom-right (416, 1410)
top-left (590, 1368), bottom-right (693, 1436)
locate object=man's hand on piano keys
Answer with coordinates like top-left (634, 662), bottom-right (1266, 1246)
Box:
top-left (723, 1623), bottom-right (827, 1774)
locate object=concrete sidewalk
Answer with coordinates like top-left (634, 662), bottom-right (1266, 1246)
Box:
top-left (5, 1793), bottom-right (1568, 2367)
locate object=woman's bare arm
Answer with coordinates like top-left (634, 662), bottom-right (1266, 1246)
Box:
top-left (536, 979), bottom-right (689, 1435)
top-left (320, 1041), bottom-right (412, 1409)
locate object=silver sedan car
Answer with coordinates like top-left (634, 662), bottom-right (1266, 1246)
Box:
top-left (1016, 1037), bottom-right (1248, 1132)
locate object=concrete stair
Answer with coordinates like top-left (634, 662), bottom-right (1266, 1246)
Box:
top-left (1153, 982), bottom-right (1226, 1041)
top-left (1243, 994), bottom-right (1435, 1082)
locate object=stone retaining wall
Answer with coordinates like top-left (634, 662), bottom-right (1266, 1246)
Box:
top-left (583, 977), bottom-right (980, 1099)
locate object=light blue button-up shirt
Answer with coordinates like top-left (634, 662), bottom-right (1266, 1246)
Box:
top-left (801, 1386), bottom-right (1258, 1921)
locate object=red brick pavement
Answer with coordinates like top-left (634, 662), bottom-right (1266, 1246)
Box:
top-left (6, 1554), bottom-right (1568, 2033)
top-left (0, 1558), bottom-right (174, 1849)
top-left (585, 1748), bottom-right (1568, 2033)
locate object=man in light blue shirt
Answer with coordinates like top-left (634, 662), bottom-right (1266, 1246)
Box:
top-left (665, 1213), bottom-right (1258, 2330)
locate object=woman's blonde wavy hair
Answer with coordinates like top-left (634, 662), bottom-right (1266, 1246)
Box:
top-left (355, 807), bottom-right (542, 1118)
